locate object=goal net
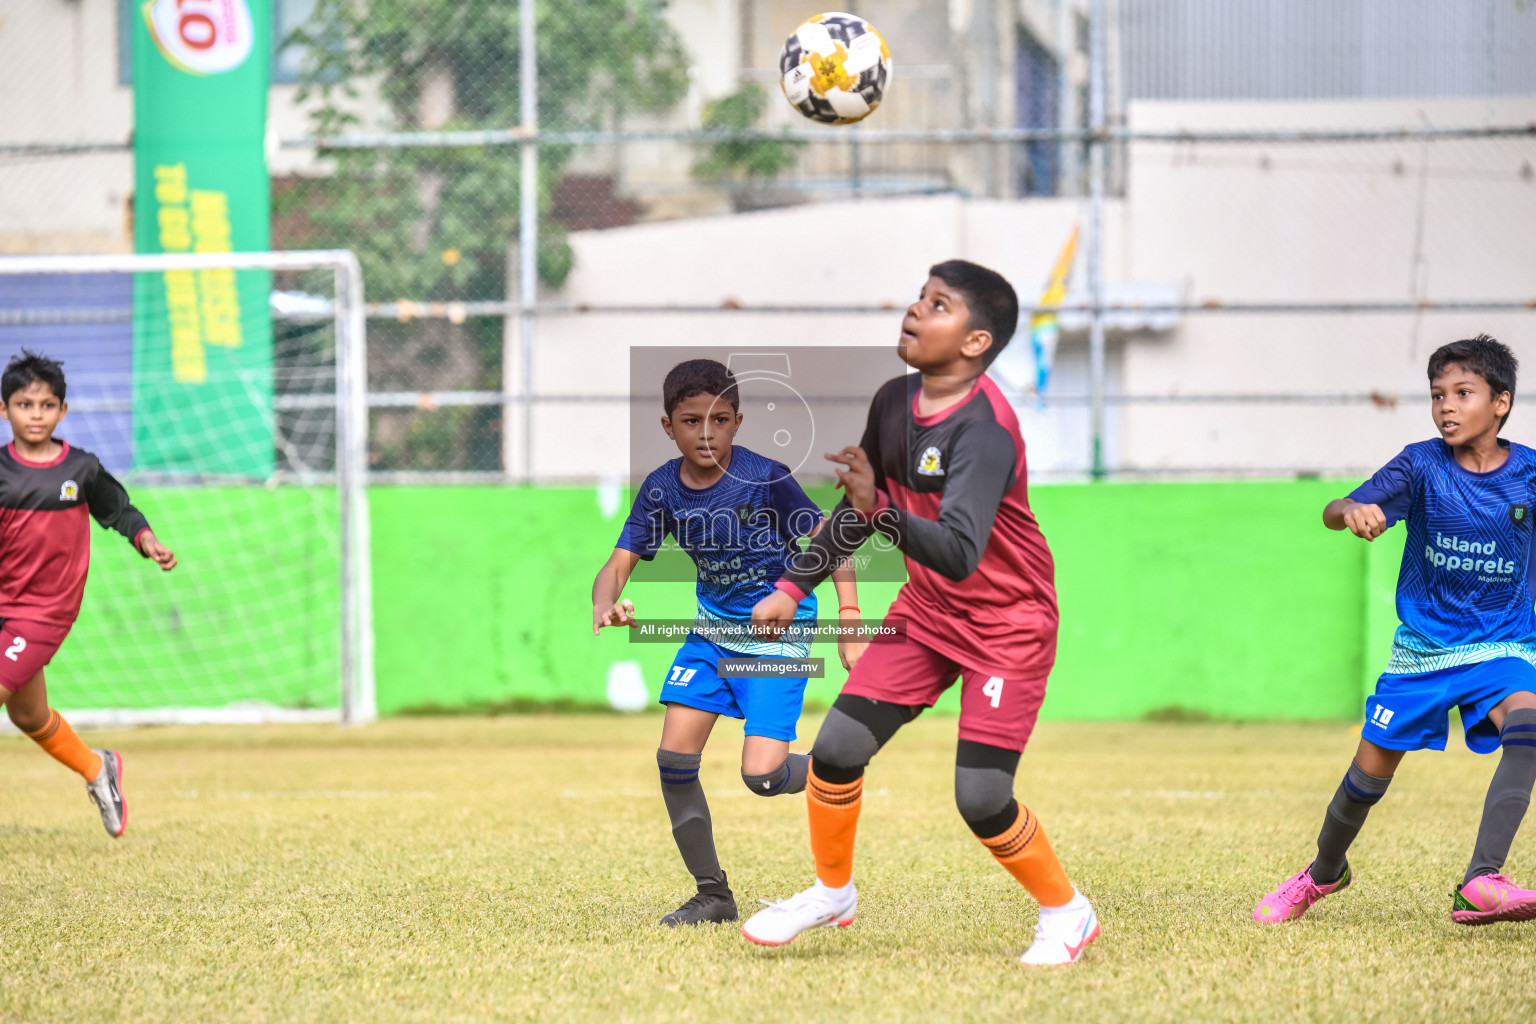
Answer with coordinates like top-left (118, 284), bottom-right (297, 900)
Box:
top-left (0, 251), bottom-right (373, 726)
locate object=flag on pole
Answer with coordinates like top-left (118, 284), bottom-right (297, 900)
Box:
top-left (1029, 224), bottom-right (1079, 397)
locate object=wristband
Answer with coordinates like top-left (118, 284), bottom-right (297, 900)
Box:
top-left (839, 605), bottom-right (861, 613)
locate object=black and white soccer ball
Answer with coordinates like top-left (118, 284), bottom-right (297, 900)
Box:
top-left (778, 13), bottom-right (892, 125)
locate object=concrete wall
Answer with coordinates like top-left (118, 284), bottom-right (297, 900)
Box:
top-left (1118, 96), bottom-right (1536, 475)
top-left (526, 95), bottom-right (1536, 481)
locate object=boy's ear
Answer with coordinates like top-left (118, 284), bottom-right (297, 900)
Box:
top-left (660, 413), bottom-right (675, 439)
top-left (962, 328), bottom-right (994, 362)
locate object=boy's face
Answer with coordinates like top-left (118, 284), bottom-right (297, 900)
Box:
top-left (1, 379), bottom-right (66, 447)
top-left (1431, 362), bottom-right (1509, 446)
top-left (662, 392), bottom-right (742, 471)
top-left (899, 275), bottom-right (993, 372)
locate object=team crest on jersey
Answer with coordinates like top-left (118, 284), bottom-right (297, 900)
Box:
top-left (58, 480), bottom-right (78, 502)
top-left (1513, 504), bottom-right (1528, 525)
top-left (734, 503), bottom-right (756, 524)
top-left (917, 446), bottom-right (944, 476)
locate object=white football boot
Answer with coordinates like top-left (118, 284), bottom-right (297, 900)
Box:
top-left (741, 881), bottom-right (857, 946)
top-left (1020, 888), bottom-right (1099, 966)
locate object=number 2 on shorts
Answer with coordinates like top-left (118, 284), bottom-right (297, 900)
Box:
top-left (4, 636), bottom-right (25, 662)
top-left (983, 676), bottom-right (1004, 709)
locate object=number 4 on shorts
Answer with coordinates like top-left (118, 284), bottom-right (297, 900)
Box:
top-left (983, 676), bottom-right (1004, 708)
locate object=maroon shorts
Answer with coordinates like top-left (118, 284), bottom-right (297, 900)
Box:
top-left (841, 632), bottom-right (1048, 752)
top-left (0, 619), bottom-right (70, 693)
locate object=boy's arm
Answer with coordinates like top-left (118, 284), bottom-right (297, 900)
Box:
top-left (1324, 498), bottom-right (1388, 539)
top-left (592, 547), bottom-right (643, 634)
top-left (774, 391), bottom-right (890, 599)
top-left (829, 550), bottom-right (866, 670)
top-left (874, 420), bottom-right (1014, 581)
top-left (85, 465), bottom-right (176, 570)
top-left (1328, 448), bottom-right (1413, 541)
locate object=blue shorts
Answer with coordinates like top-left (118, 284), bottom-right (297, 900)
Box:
top-left (657, 634), bottom-right (809, 742)
top-left (1365, 657), bottom-right (1536, 754)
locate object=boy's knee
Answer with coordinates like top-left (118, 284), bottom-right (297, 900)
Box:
top-left (954, 739), bottom-right (1023, 836)
top-left (811, 695), bottom-right (920, 779)
top-left (954, 766), bottom-right (1015, 827)
top-left (7, 700), bottom-right (47, 734)
top-left (743, 761), bottom-right (787, 796)
top-left (742, 752), bottom-right (809, 796)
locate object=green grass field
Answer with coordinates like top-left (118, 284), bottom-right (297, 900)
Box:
top-left (3, 715), bottom-right (1535, 1023)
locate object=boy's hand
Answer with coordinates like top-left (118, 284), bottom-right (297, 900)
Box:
top-left (826, 446), bottom-right (877, 512)
top-left (1342, 502), bottom-right (1388, 541)
top-left (751, 589), bottom-right (799, 641)
top-left (137, 531), bottom-right (177, 570)
top-left (593, 599), bottom-right (638, 635)
top-left (837, 607), bottom-right (869, 670)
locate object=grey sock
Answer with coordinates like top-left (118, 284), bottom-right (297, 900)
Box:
top-left (741, 753), bottom-right (810, 796)
top-left (1311, 760), bottom-right (1392, 884)
top-left (1465, 707), bottom-right (1536, 884)
top-left (657, 749), bottom-right (726, 892)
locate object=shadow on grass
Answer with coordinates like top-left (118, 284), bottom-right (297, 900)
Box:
top-left (396, 698), bottom-right (664, 717)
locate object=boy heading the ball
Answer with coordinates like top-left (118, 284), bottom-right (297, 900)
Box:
top-left (0, 350), bottom-right (177, 838)
top-left (1254, 335), bottom-right (1536, 926)
top-left (591, 358), bottom-right (865, 927)
top-left (740, 261), bottom-right (1098, 966)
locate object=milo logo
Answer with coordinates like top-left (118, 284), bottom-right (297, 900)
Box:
top-left (143, 0), bottom-right (255, 76)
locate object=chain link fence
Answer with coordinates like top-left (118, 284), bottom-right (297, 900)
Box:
top-left (2, 0), bottom-right (1534, 480)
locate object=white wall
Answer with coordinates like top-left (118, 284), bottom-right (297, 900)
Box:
top-left (526, 95), bottom-right (1536, 482)
top-left (1118, 96), bottom-right (1536, 475)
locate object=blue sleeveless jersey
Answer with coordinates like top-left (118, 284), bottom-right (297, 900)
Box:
top-left (616, 446), bottom-right (823, 657)
top-left (1350, 439), bottom-right (1536, 674)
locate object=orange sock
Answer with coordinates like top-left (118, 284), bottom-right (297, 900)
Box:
top-left (978, 803), bottom-right (1075, 908)
top-left (807, 765), bottom-right (863, 888)
top-left (27, 709), bottom-right (102, 782)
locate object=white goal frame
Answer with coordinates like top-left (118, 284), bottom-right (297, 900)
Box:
top-left (0, 250), bottom-right (375, 727)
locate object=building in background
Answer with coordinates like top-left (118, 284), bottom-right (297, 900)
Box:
top-left (1, 0), bottom-right (1534, 480)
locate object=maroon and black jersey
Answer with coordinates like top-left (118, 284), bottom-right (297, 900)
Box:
top-left (0, 441), bottom-right (151, 629)
top-left (778, 373), bottom-right (1058, 677)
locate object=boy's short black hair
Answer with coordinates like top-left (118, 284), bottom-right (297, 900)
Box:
top-left (1, 349), bottom-right (66, 403)
top-left (663, 358), bottom-right (739, 416)
top-left (1428, 333), bottom-right (1518, 428)
top-left (928, 259), bottom-right (1020, 368)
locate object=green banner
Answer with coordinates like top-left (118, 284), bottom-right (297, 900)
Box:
top-left (133, 0), bottom-right (274, 479)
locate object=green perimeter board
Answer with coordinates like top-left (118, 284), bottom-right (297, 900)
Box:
top-left (55, 487), bottom-right (339, 711)
top-left (369, 480), bottom-right (1378, 719)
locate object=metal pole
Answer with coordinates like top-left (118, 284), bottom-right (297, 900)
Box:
top-left (518, 0), bottom-right (538, 484)
top-left (1087, 0), bottom-right (1107, 480)
top-left (336, 251), bottom-right (375, 725)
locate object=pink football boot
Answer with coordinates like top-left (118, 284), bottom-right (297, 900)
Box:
top-left (1253, 862), bottom-right (1351, 923)
top-left (1452, 873), bottom-right (1536, 925)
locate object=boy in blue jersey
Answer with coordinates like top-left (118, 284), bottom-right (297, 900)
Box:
top-left (1255, 335), bottom-right (1536, 926)
top-left (591, 358), bottom-right (864, 926)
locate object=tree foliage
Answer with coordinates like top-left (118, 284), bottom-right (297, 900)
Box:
top-left (280, 0), bottom-right (690, 300)
top-left (690, 85), bottom-right (804, 184)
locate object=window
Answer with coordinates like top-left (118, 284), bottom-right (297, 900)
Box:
top-left (119, 0), bottom-right (326, 86)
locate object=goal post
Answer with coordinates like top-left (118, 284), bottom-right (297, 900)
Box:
top-left (0, 250), bottom-right (374, 726)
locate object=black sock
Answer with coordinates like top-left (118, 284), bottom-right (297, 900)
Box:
top-left (1465, 707), bottom-right (1536, 884)
top-left (1311, 760), bottom-right (1392, 884)
top-left (657, 749), bottom-right (727, 892)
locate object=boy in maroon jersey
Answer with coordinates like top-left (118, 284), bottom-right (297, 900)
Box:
top-left (740, 261), bottom-right (1098, 965)
top-left (0, 351), bottom-right (176, 837)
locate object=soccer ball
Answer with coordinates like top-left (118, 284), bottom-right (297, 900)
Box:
top-left (778, 13), bottom-right (892, 125)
